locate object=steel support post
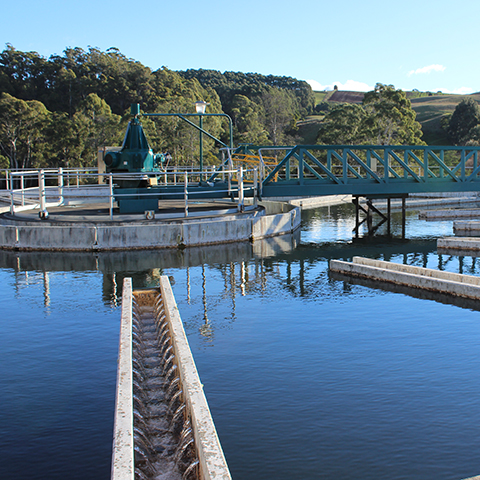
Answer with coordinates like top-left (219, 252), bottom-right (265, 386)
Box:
top-left (20, 174), bottom-right (25, 206)
top-left (9, 171), bottom-right (14, 215)
top-left (38, 169), bottom-right (48, 219)
top-left (387, 198), bottom-right (391, 235)
top-left (109, 173), bottom-right (114, 220)
top-left (58, 167), bottom-right (64, 205)
top-left (238, 167), bottom-right (244, 212)
top-left (199, 115), bottom-right (203, 181)
top-left (184, 172), bottom-right (189, 217)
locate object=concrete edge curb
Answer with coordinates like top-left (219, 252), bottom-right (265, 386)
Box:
top-left (438, 237), bottom-right (480, 251)
top-left (350, 256), bottom-right (480, 286)
top-left (329, 257), bottom-right (480, 300)
top-left (111, 278), bottom-right (134, 480)
top-left (159, 276), bottom-right (231, 480)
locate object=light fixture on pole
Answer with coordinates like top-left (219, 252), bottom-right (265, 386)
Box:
top-left (194, 101), bottom-right (209, 114)
top-left (195, 101), bottom-right (210, 179)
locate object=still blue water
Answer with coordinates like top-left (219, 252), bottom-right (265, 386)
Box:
top-left (1, 205), bottom-right (480, 479)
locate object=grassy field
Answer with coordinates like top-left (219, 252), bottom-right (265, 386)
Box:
top-left (306, 90), bottom-right (480, 145)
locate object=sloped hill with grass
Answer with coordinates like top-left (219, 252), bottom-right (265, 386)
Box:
top-left (305, 89), bottom-right (480, 146)
top-left (410, 93), bottom-right (480, 144)
top-left (327, 90), bottom-right (365, 103)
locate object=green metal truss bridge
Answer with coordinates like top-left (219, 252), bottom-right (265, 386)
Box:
top-left (225, 144), bottom-right (480, 198)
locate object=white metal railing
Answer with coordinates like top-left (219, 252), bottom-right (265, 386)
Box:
top-left (4, 167), bottom-right (258, 219)
top-left (0, 167), bottom-right (98, 191)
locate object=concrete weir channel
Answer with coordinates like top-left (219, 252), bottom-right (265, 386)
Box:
top-left (329, 256), bottom-right (480, 301)
top-left (111, 277), bottom-right (231, 480)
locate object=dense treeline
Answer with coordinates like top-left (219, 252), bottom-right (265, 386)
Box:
top-left (179, 69), bottom-right (315, 145)
top-left (0, 44), bottom-right (314, 170)
top-left (2, 43), bottom-right (477, 173)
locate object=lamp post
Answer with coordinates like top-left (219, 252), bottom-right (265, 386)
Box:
top-left (195, 101), bottom-right (209, 180)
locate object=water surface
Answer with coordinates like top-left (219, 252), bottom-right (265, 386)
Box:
top-left (1, 203), bottom-right (479, 480)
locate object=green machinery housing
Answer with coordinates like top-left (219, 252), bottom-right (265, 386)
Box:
top-left (105, 104), bottom-right (230, 213)
top-left (104, 104), bottom-right (165, 189)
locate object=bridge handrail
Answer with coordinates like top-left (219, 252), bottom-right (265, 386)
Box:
top-left (259, 144), bottom-right (480, 196)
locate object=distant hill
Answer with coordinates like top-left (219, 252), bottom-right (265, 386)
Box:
top-left (307, 90), bottom-right (480, 145)
top-left (409, 93), bottom-right (480, 144)
top-left (327, 90), bottom-right (364, 103)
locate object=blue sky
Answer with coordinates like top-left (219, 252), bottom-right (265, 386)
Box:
top-left (2, 0), bottom-right (478, 94)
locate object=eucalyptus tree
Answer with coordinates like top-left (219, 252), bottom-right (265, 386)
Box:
top-left (73, 93), bottom-right (123, 166)
top-left (0, 92), bottom-right (49, 170)
top-left (362, 83), bottom-right (424, 145)
top-left (231, 94), bottom-right (268, 145)
top-left (316, 103), bottom-right (369, 145)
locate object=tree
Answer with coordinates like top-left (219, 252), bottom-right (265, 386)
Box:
top-left (261, 88), bottom-right (297, 145)
top-left (73, 93), bottom-right (123, 166)
top-left (148, 68), bottom-right (225, 166)
top-left (316, 103), bottom-right (368, 145)
top-left (231, 94), bottom-right (268, 145)
top-left (0, 93), bottom-right (49, 170)
top-left (447, 97), bottom-right (480, 145)
top-left (362, 83), bottom-right (424, 145)
top-left (43, 112), bottom-right (85, 168)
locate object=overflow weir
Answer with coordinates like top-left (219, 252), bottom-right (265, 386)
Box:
top-left (111, 277), bottom-right (231, 480)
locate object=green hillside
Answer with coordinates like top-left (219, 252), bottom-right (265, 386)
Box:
top-left (304, 90), bottom-right (480, 146)
top-left (410, 93), bottom-right (480, 144)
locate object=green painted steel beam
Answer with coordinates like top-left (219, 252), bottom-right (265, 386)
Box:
top-left (258, 144), bottom-right (480, 197)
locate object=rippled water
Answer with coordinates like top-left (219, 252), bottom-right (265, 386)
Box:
top-left (0, 271), bottom-right (119, 480)
top-left (1, 203), bottom-right (480, 479)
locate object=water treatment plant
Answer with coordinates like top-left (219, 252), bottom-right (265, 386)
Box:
top-left (3, 105), bottom-right (480, 479)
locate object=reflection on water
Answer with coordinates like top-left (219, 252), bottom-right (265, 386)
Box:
top-left (2, 204), bottom-right (480, 480)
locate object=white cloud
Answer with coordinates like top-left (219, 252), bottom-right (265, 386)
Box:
top-left (408, 64), bottom-right (446, 76)
top-left (306, 79), bottom-right (374, 92)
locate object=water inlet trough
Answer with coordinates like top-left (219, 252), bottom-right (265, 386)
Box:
top-left (111, 277), bottom-right (231, 480)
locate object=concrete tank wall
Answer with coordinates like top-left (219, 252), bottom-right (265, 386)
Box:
top-left (0, 201), bottom-right (301, 251)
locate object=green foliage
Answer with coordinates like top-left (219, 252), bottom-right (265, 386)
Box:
top-left (0, 154), bottom-right (8, 169)
top-left (447, 97), bottom-right (480, 145)
top-left (179, 69), bottom-right (314, 145)
top-left (0, 46), bottom-right (238, 168)
top-left (316, 84), bottom-right (425, 146)
top-left (231, 94), bottom-right (268, 145)
top-left (314, 101), bottom-right (332, 113)
top-left (3, 45), bottom-right (461, 173)
top-left (261, 88), bottom-right (299, 145)
top-left (362, 84), bottom-right (425, 145)
top-left (316, 104), bottom-right (368, 145)
top-left (73, 93), bottom-right (123, 166)
top-left (0, 92), bottom-right (49, 169)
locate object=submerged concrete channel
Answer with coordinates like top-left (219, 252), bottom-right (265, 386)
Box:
top-left (329, 256), bottom-right (480, 301)
top-left (111, 277), bottom-right (231, 480)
